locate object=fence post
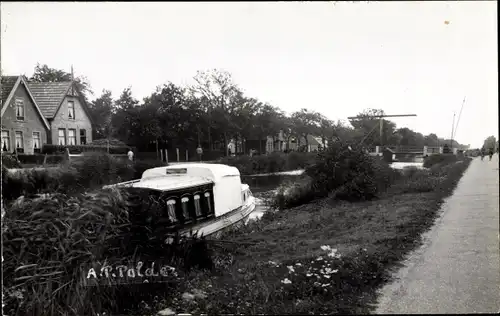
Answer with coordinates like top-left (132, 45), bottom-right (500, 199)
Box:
top-left (439, 146), bottom-right (443, 154)
top-left (186, 150), bottom-right (189, 162)
top-left (160, 149), bottom-right (164, 162)
top-left (43, 153), bottom-right (48, 166)
top-left (423, 146), bottom-right (428, 156)
top-left (165, 149), bottom-right (168, 164)
top-left (176, 148), bottom-right (180, 162)
top-left (375, 146), bottom-right (380, 154)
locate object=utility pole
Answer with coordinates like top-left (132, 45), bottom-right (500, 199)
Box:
top-left (450, 112), bottom-right (456, 151)
top-left (348, 113), bottom-right (417, 147)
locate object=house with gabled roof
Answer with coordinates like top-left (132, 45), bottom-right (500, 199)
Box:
top-left (28, 80), bottom-right (94, 146)
top-left (1, 75), bottom-right (51, 154)
top-left (1, 75), bottom-right (94, 153)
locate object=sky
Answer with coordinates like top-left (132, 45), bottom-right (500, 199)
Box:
top-left (1, 1), bottom-right (497, 148)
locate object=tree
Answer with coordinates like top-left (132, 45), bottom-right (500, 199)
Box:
top-left (291, 109), bottom-right (322, 150)
top-left (348, 108), bottom-right (396, 146)
top-left (483, 136), bottom-right (497, 151)
top-left (29, 63), bottom-right (93, 101)
top-left (88, 90), bottom-right (114, 140)
top-left (111, 87), bottom-right (140, 144)
top-left (190, 69), bottom-right (241, 154)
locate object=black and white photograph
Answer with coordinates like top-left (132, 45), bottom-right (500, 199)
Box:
top-left (1, 1), bottom-right (498, 315)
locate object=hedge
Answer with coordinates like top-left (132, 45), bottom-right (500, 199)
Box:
top-left (42, 144), bottom-right (136, 155)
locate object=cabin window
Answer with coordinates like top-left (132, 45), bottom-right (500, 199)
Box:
top-left (204, 192), bottom-right (212, 214)
top-left (80, 129), bottom-right (87, 145)
top-left (58, 129), bottom-right (66, 146)
top-left (68, 101), bottom-right (75, 120)
top-left (194, 194), bottom-right (202, 217)
top-left (15, 131), bottom-right (24, 153)
top-left (68, 129), bottom-right (76, 145)
top-left (181, 197), bottom-right (190, 221)
top-left (166, 199), bottom-right (177, 223)
top-left (32, 132), bottom-right (41, 153)
top-left (15, 98), bottom-right (24, 121)
top-left (1, 131), bottom-right (10, 152)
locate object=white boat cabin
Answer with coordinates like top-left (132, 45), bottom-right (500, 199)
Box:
top-left (105, 164), bottom-right (251, 230)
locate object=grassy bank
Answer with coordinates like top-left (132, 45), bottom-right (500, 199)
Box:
top-left (141, 155), bottom-right (471, 315)
top-left (1, 152), bottom-right (167, 202)
top-left (218, 152), bottom-right (316, 175)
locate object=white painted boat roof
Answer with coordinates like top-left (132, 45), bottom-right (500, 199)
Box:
top-left (133, 175), bottom-right (213, 191)
top-left (141, 163), bottom-right (240, 182)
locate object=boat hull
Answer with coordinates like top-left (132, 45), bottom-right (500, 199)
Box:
top-left (174, 196), bottom-right (256, 239)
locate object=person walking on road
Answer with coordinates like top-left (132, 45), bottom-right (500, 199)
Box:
top-left (488, 148), bottom-right (494, 161)
top-left (480, 148), bottom-right (485, 161)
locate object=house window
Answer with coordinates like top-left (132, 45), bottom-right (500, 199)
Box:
top-left (15, 98), bottom-right (24, 121)
top-left (15, 131), bottom-right (24, 153)
top-left (58, 129), bottom-right (66, 146)
top-left (1, 131), bottom-right (10, 152)
top-left (68, 101), bottom-right (75, 120)
top-left (33, 132), bottom-right (41, 153)
top-left (80, 129), bottom-right (87, 145)
top-left (68, 129), bottom-right (76, 145)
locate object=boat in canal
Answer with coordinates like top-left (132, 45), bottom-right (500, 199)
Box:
top-left (103, 163), bottom-right (256, 239)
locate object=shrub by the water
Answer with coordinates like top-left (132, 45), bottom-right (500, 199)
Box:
top-left (306, 141), bottom-right (399, 202)
top-left (219, 152), bottom-right (315, 175)
top-left (268, 175), bottom-right (316, 210)
top-left (423, 153), bottom-right (458, 168)
top-left (1, 152), bottom-right (167, 201)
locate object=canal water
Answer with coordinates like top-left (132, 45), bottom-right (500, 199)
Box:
top-left (241, 171), bottom-right (304, 221)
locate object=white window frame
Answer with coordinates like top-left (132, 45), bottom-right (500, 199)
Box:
top-left (15, 98), bottom-right (25, 121)
top-left (58, 129), bottom-right (66, 146)
top-left (68, 129), bottom-right (76, 145)
top-left (1, 130), bottom-right (10, 152)
top-left (32, 131), bottom-right (41, 152)
top-left (68, 101), bottom-right (75, 120)
top-left (15, 131), bottom-right (24, 152)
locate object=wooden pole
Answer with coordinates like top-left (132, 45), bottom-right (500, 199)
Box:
top-left (450, 112), bottom-right (456, 150)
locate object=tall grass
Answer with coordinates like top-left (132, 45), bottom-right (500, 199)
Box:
top-left (2, 187), bottom-right (214, 316)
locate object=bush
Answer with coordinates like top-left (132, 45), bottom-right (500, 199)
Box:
top-left (306, 141), bottom-right (400, 202)
top-left (268, 175), bottom-right (316, 210)
top-left (423, 153), bottom-right (457, 168)
top-left (219, 152), bottom-right (315, 175)
top-left (42, 144), bottom-right (134, 155)
top-left (2, 152), bottom-right (169, 202)
top-left (1, 153), bottom-right (21, 168)
top-left (16, 154), bottom-right (46, 165)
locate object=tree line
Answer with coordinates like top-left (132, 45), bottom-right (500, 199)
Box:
top-left (28, 64), bottom-right (466, 154)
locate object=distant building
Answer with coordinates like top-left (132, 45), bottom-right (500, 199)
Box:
top-left (1, 75), bottom-right (94, 154)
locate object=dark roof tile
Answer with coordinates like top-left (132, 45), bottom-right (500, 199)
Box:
top-left (28, 81), bottom-right (72, 118)
top-left (1, 76), bottom-right (19, 105)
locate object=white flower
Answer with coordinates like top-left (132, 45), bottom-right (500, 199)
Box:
top-left (323, 275), bottom-right (331, 279)
top-left (268, 261), bottom-right (277, 266)
top-left (306, 273), bottom-right (313, 277)
top-left (320, 245), bottom-right (332, 251)
top-left (287, 266), bottom-right (295, 273)
top-left (313, 281), bottom-right (321, 287)
top-left (281, 278), bottom-right (292, 284)
top-left (316, 256), bottom-right (324, 261)
top-left (295, 263), bottom-right (302, 266)
top-left (327, 249), bottom-right (341, 258)
top-left (322, 283), bottom-right (329, 287)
